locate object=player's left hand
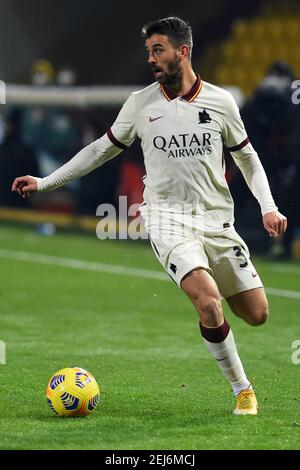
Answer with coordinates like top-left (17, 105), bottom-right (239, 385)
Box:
top-left (263, 211), bottom-right (287, 237)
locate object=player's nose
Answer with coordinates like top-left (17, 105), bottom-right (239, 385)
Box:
top-left (147, 53), bottom-right (156, 65)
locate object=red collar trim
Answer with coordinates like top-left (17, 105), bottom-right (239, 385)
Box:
top-left (160, 74), bottom-right (202, 102)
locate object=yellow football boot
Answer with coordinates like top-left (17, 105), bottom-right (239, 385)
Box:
top-left (233, 389), bottom-right (258, 415)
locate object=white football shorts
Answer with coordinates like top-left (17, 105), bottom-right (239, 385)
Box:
top-left (140, 208), bottom-right (263, 299)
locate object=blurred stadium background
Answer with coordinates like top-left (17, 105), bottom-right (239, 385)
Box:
top-left (0, 0), bottom-right (299, 259)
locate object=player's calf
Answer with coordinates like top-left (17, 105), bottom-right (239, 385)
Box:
top-left (182, 268), bottom-right (255, 408)
top-left (246, 307), bottom-right (269, 326)
top-left (181, 268), bottom-right (223, 327)
top-left (226, 288), bottom-right (269, 327)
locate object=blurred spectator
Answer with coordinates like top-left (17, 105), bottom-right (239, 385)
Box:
top-left (30, 59), bottom-right (55, 86)
top-left (241, 61), bottom-right (300, 258)
top-left (0, 108), bottom-right (39, 207)
top-left (56, 65), bottom-right (77, 86)
top-left (22, 59), bottom-right (55, 153)
top-left (22, 59), bottom-right (82, 173)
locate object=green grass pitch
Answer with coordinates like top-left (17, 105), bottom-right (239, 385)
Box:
top-left (0, 224), bottom-right (299, 450)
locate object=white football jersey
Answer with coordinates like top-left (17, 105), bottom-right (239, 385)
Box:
top-left (37, 75), bottom-right (277, 227)
top-left (107, 75), bottom-right (251, 227)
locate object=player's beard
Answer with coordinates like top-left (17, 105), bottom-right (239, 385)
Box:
top-left (153, 54), bottom-right (182, 87)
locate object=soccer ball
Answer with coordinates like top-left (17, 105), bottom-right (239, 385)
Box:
top-left (46, 367), bottom-right (100, 417)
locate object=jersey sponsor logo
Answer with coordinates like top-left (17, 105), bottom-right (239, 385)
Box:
top-left (198, 109), bottom-right (212, 124)
top-left (252, 272), bottom-right (258, 278)
top-left (149, 115), bottom-right (164, 122)
top-left (153, 132), bottom-right (212, 158)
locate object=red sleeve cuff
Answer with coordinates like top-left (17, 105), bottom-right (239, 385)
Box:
top-left (107, 128), bottom-right (128, 150)
top-left (227, 137), bottom-right (250, 152)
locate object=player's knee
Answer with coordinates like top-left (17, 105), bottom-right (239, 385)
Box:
top-left (188, 290), bottom-right (220, 313)
top-left (199, 297), bottom-right (222, 324)
top-left (248, 306), bottom-right (269, 326)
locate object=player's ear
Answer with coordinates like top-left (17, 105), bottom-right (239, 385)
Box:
top-left (179, 45), bottom-right (190, 60)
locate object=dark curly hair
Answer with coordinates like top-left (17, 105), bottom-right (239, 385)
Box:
top-left (142, 16), bottom-right (193, 59)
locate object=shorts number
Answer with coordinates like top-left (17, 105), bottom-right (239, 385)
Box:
top-left (233, 246), bottom-right (248, 268)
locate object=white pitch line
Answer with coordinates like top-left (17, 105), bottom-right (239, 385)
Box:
top-left (0, 248), bottom-right (299, 299)
top-left (0, 248), bottom-right (168, 281)
top-left (264, 287), bottom-right (300, 300)
top-left (270, 264), bottom-right (300, 275)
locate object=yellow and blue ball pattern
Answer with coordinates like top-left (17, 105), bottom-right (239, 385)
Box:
top-left (46, 367), bottom-right (100, 417)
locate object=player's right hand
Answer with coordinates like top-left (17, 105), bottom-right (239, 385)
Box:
top-left (263, 210), bottom-right (287, 237)
top-left (11, 175), bottom-right (38, 198)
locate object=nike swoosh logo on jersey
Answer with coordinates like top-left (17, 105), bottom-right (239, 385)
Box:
top-left (252, 272), bottom-right (258, 278)
top-left (149, 115), bottom-right (164, 122)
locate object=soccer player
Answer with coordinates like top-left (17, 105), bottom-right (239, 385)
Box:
top-left (12, 17), bottom-right (287, 415)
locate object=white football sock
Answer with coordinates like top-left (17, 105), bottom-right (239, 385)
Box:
top-left (201, 321), bottom-right (252, 396)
